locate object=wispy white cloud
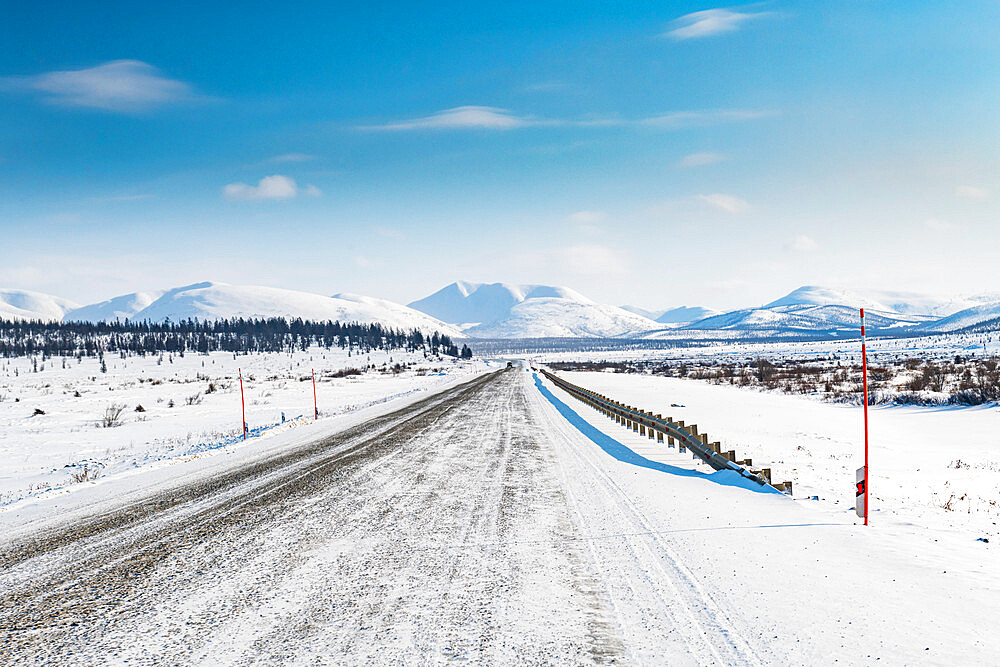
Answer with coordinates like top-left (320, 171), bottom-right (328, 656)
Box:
top-left (362, 106), bottom-right (535, 131)
top-left (223, 175), bottom-right (312, 201)
top-left (509, 243), bottom-right (627, 277)
top-left (268, 153), bottom-right (318, 163)
top-left (567, 210), bottom-right (606, 224)
top-left (790, 234), bottom-right (818, 252)
top-left (698, 193), bottom-right (749, 214)
top-left (2, 60), bottom-right (195, 111)
top-left (678, 152), bottom-right (728, 167)
top-left (92, 193), bottom-right (154, 202)
top-left (303, 184), bottom-right (323, 197)
top-left (524, 81), bottom-right (574, 93)
top-left (664, 8), bottom-right (769, 40)
top-left (956, 185), bottom-right (989, 200)
top-left (644, 109), bottom-right (773, 128)
top-left (553, 244), bottom-right (626, 275)
top-left (362, 106), bottom-right (772, 132)
top-left (46, 212), bottom-right (81, 224)
top-left (376, 227), bottom-right (405, 240)
top-left (924, 218), bottom-right (955, 231)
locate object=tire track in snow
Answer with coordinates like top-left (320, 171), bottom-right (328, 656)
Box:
top-left (0, 369), bottom-right (625, 665)
top-left (529, 370), bottom-right (766, 666)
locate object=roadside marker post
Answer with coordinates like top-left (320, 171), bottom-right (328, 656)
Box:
top-left (312, 368), bottom-right (318, 420)
top-left (239, 367), bottom-right (247, 441)
top-left (859, 308), bottom-right (870, 525)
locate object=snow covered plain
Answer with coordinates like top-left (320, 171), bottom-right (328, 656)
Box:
top-left (545, 369), bottom-right (1000, 542)
top-left (532, 333), bottom-right (1000, 540)
top-left (0, 348), bottom-right (490, 509)
top-left (1, 364), bottom-right (997, 663)
top-left (532, 369), bottom-right (998, 664)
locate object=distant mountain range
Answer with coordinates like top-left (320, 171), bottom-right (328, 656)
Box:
top-left (408, 282), bottom-right (658, 338)
top-left (1, 282), bottom-right (461, 337)
top-left (4, 281), bottom-right (1000, 340)
top-left (620, 305), bottom-right (722, 325)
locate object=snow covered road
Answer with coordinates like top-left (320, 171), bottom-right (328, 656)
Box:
top-left (2, 369), bottom-right (622, 664)
top-left (2, 367), bottom-right (996, 665)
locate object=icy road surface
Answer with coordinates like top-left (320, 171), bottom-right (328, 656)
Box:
top-left (1, 368), bottom-right (996, 665)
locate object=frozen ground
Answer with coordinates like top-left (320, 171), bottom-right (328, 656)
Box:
top-left (2, 367), bottom-right (996, 664)
top-left (0, 348), bottom-right (491, 508)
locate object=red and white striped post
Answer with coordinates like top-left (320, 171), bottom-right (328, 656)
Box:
top-left (312, 368), bottom-right (318, 420)
top-left (239, 367), bottom-right (247, 441)
top-left (858, 309), bottom-right (870, 525)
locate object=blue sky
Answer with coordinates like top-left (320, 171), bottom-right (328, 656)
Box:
top-left (2, 2), bottom-right (998, 310)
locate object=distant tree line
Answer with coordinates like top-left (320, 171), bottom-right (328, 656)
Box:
top-left (0, 317), bottom-right (473, 359)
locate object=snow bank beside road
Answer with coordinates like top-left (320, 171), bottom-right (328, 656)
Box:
top-left (550, 370), bottom-right (1000, 543)
top-left (531, 369), bottom-right (1000, 664)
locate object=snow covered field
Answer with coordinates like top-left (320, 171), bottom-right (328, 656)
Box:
top-left (533, 369), bottom-right (999, 664)
top-left (0, 348), bottom-right (490, 509)
top-left (531, 330), bottom-right (997, 366)
top-left (542, 366), bottom-right (1000, 542)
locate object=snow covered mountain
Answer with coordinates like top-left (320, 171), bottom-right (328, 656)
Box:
top-left (0, 289), bottom-right (79, 322)
top-left (632, 285), bottom-right (978, 340)
top-left (9, 279), bottom-right (1000, 339)
top-left (765, 285), bottom-right (997, 317)
top-left (916, 302), bottom-right (1000, 333)
top-left (619, 305), bottom-right (721, 324)
top-left (655, 306), bottom-right (722, 324)
top-left (681, 303), bottom-right (933, 337)
top-left (64, 290), bottom-right (165, 322)
top-left (410, 282), bottom-right (659, 338)
top-left (619, 305), bottom-right (662, 320)
top-left (65, 282), bottom-right (462, 336)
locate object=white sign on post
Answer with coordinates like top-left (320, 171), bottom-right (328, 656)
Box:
top-left (856, 466), bottom-right (867, 518)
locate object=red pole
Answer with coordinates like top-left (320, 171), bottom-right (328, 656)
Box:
top-left (861, 309), bottom-right (869, 526)
top-left (312, 368), bottom-right (318, 420)
top-left (239, 367), bottom-right (247, 441)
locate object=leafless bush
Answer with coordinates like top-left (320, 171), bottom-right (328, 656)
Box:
top-left (71, 465), bottom-right (100, 483)
top-left (330, 368), bottom-right (363, 378)
top-left (186, 392), bottom-right (203, 406)
top-left (102, 403), bottom-right (127, 428)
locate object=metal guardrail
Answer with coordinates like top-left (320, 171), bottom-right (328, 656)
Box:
top-left (538, 368), bottom-right (792, 493)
